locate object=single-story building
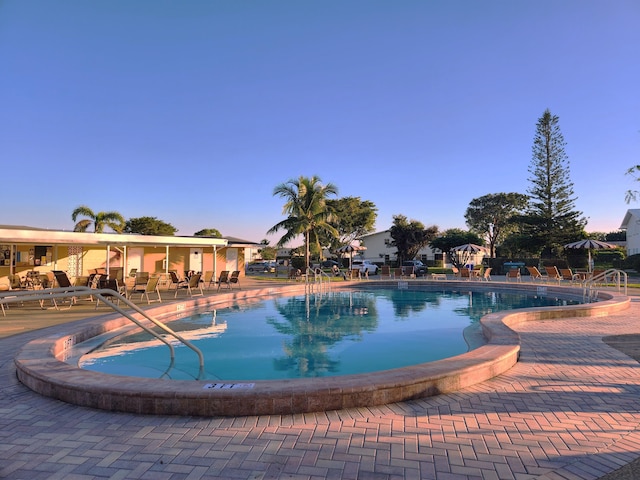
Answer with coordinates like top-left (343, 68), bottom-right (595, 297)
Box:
top-left (0, 225), bottom-right (260, 287)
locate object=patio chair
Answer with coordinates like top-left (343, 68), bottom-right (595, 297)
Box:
top-left (217, 271), bottom-right (231, 290)
top-left (393, 267), bottom-right (403, 279)
top-left (505, 268), bottom-right (521, 282)
top-left (95, 278), bottom-right (127, 308)
top-left (544, 266), bottom-right (562, 284)
top-left (168, 271), bottom-right (187, 290)
top-left (288, 268), bottom-right (302, 281)
top-left (380, 265), bottom-right (392, 279)
top-left (460, 267), bottom-right (471, 280)
top-left (174, 273), bottom-right (203, 297)
top-left (332, 265), bottom-right (347, 280)
top-left (350, 269), bottom-right (361, 280)
top-left (229, 270), bottom-right (241, 289)
top-left (132, 276), bottom-right (162, 304)
top-left (402, 266), bottom-right (415, 279)
top-left (8, 274), bottom-right (26, 290)
top-left (526, 266), bottom-right (545, 282)
top-left (482, 267), bottom-right (492, 281)
top-left (202, 270), bottom-right (216, 289)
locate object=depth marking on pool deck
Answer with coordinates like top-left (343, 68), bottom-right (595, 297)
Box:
top-left (203, 383), bottom-right (255, 390)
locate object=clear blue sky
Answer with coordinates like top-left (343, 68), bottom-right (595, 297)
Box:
top-left (1, 1), bottom-right (639, 244)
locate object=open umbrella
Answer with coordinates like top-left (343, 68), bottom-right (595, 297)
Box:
top-left (337, 244), bottom-right (367, 269)
top-left (564, 239), bottom-right (618, 272)
top-left (452, 243), bottom-right (489, 268)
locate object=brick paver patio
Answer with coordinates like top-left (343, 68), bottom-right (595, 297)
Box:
top-left (1, 283), bottom-right (639, 479)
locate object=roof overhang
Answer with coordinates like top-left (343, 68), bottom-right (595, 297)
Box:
top-left (0, 228), bottom-right (228, 248)
top-left (619, 209), bottom-right (640, 230)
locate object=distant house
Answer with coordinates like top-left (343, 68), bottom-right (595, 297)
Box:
top-left (358, 231), bottom-right (443, 266)
top-left (620, 209), bottom-right (640, 255)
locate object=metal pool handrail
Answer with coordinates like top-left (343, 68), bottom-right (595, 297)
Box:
top-left (583, 268), bottom-right (627, 298)
top-left (0, 286), bottom-right (205, 377)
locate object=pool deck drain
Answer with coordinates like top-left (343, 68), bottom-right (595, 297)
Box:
top-left (1, 277), bottom-right (640, 479)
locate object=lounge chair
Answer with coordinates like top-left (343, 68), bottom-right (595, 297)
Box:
top-left (380, 265), bottom-right (392, 279)
top-left (393, 267), bottom-right (403, 279)
top-left (460, 267), bottom-right (471, 280)
top-left (482, 267), bottom-right (492, 281)
top-left (174, 273), bottom-right (203, 297)
top-left (560, 268), bottom-right (579, 283)
top-left (526, 266), bottom-right (545, 282)
top-left (505, 268), bottom-right (521, 282)
top-left (350, 269), bottom-right (361, 280)
top-left (544, 266), bottom-right (562, 284)
top-left (50, 271), bottom-right (77, 309)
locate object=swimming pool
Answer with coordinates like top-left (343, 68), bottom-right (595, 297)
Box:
top-left (78, 287), bottom-right (580, 381)
top-left (16, 282), bottom-right (627, 416)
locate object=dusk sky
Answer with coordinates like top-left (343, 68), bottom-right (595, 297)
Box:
top-left (1, 1), bottom-right (639, 245)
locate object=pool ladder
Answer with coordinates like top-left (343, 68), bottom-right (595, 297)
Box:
top-left (0, 286), bottom-right (205, 378)
top-left (305, 267), bottom-right (332, 294)
top-left (582, 268), bottom-right (627, 301)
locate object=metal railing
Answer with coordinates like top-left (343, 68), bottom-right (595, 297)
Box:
top-left (583, 268), bottom-right (627, 299)
top-left (0, 286), bottom-right (205, 378)
top-left (305, 267), bottom-right (332, 294)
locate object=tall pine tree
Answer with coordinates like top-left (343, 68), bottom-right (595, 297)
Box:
top-left (524, 109), bottom-right (585, 257)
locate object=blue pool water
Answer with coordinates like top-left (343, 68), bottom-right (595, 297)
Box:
top-left (78, 287), bottom-right (580, 381)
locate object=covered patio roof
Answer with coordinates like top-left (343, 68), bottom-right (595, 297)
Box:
top-left (0, 226), bottom-right (229, 248)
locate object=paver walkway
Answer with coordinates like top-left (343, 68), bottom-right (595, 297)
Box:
top-left (1, 285), bottom-right (640, 479)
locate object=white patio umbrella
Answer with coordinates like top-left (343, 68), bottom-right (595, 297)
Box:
top-left (564, 239), bottom-right (618, 272)
top-left (337, 244), bottom-right (367, 269)
top-left (452, 243), bottom-right (489, 267)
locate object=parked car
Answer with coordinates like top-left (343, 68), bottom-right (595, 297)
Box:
top-left (321, 260), bottom-right (340, 268)
top-left (402, 260), bottom-right (428, 277)
top-left (246, 262), bottom-right (276, 273)
top-left (351, 260), bottom-right (379, 275)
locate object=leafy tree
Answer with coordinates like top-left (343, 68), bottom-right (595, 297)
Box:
top-left (257, 239), bottom-right (277, 261)
top-left (388, 215), bottom-right (438, 265)
top-left (268, 175), bottom-right (339, 269)
top-left (71, 205), bottom-right (125, 233)
top-left (522, 109), bottom-right (586, 257)
top-left (317, 197), bottom-right (377, 256)
top-left (625, 165), bottom-right (640, 203)
top-left (464, 192), bottom-right (529, 258)
top-left (259, 246), bottom-right (277, 261)
top-left (429, 228), bottom-right (484, 269)
top-left (125, 217), bottom-right (177, 236)
top-left (194, 228), bottom-right (222, 238)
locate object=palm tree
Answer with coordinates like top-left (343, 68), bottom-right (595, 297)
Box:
top-left (71, 205), bottom-right (126, 233)
top-left (268, 176), bottom-right (339, 269)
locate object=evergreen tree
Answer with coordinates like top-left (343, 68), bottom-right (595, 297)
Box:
top-left (524, 109), bottom-right (585, 256)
